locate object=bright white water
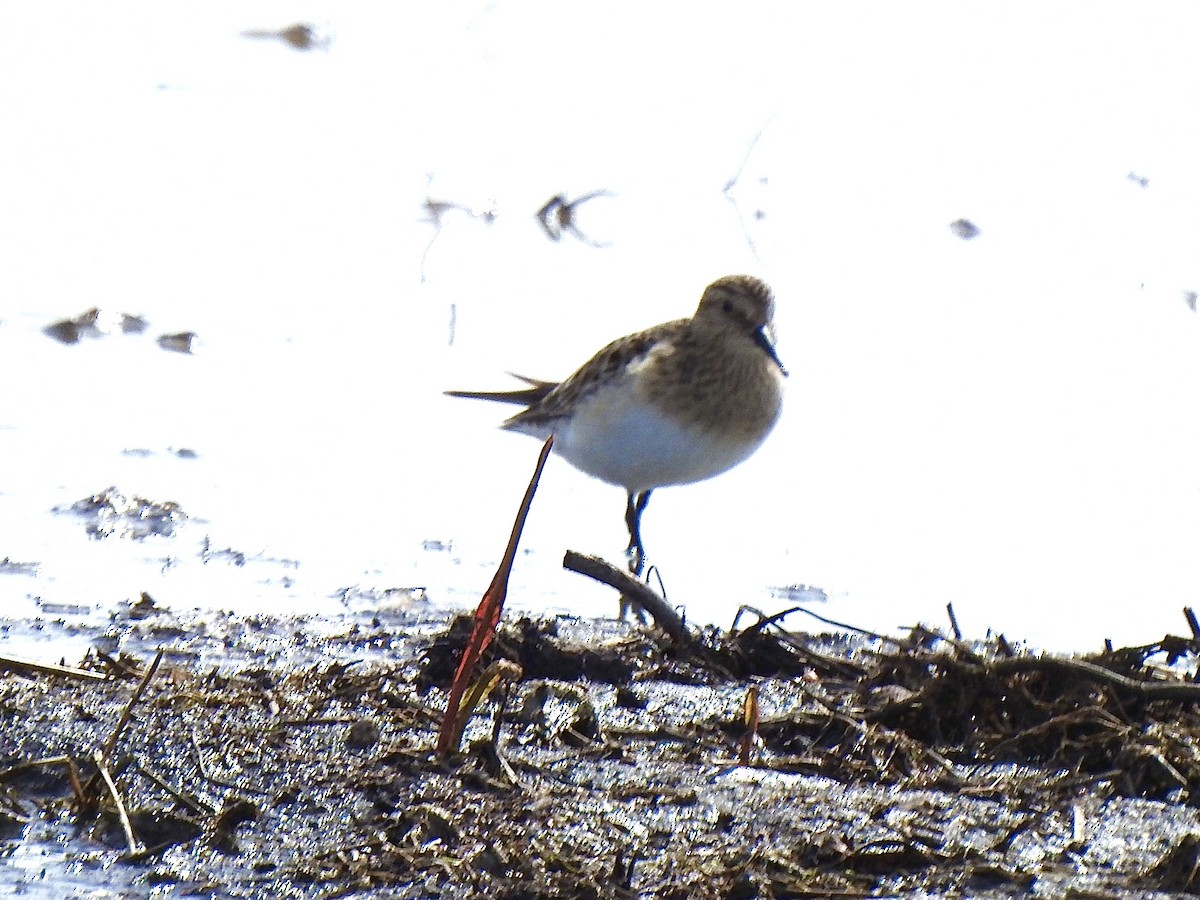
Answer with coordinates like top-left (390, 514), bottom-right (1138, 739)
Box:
top-left (1, 2), bottom-right (1198, 655)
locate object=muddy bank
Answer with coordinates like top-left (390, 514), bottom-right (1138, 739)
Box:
top-left (3, 602), bottom-right (1200, 898)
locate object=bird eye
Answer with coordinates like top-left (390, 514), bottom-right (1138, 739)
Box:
top-left (722, 299), bottom-right (733, 313)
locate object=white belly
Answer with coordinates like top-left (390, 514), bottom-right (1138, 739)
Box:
top-left (541, 389), bottom-right (769, 494)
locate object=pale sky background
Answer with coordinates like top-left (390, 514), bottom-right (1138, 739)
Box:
top-left (0, 2), bottom-right (1198, 655)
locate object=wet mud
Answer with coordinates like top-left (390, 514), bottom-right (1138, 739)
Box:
top-left (3, 603), bottom-right (1200, 898)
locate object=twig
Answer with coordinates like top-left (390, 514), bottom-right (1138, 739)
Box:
top-left (994, 655), bottom-right (1200, 700)
top-left (721, 120), bottom-right (773, 261)
top-left (1184, 607), bottom-right (1200, 644)
top-left (728, 605), bottom-right (870, 679)
top-left (0, 654), bottom-right (108, 682)
top-left (906, 650), bottom-right (1200, 702)
top-left (752, 605), bottom-right (900, 646)
top-left (133, 763), bottom-right (213, 816)
top-left (189, 728), bottom-right (269, 794)
top-left (0, 755), bottom-right (86, 804)
top-left (100, 647), bottom-right (165, 765)
top-left (731, 604), bottom-right (795, 634)
top-left (946, 603), bottom-right (962, 640)
top-left (1067, 801), bottom-right (1088, 851)
top-left (82, 648), bottom-right (164, 801)
top-left (93, 650), bottom-right (142, 679)
top-left (905, 623), bottom-right (986, 661)
top-left (562, 551), bottom-right (688, 644)
top-left (94, 748), bottom-right (141, 855)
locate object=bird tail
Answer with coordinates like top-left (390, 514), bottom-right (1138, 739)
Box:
top-left (445, 374), bottom-right (558, 407)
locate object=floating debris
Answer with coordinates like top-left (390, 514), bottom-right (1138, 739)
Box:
top-left (35, 599), bottom-right (90, 616)
top-left (43, 319), bottom-right (84, 344)
top-left (421, 196), bottom-right (497, 228)
top-left (120, 592), bottom-right (163, 621)
top-left (949, 218), bottom-right (980, 240)
top-left (202, 537), bottom-right (298, 570)
top-left (44, 308), bottom-right (148, 344)
top-left (43, 308), bottom-right (196, 354)
top-left (200, 540), bottom-right (246, 567)
top-left (768, 583), bottom-right (829, 604)
top-left (334, 585), bottom-right (428, 611)
top-left (241, 23), bottom-right (330, 51)
top-left (536, 190), bottom-right (613, 246)
top-left (60, 486), bottom-right (185, 539)
top-left (117, 447), bottom-right (199, 461)
top-left (418, 176), bottom-right (498, 282)
top-left (0, 557), bottom-right (39, 576)
top-left (157, 331), bottom-right (196, 354)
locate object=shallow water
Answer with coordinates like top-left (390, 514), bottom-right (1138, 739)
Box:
top-left (1, 3), bottom-right (1199, 657)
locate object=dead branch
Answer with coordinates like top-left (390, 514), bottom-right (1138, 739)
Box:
top-left (94, 749), bottom-right (141, 855)
top-left (943, 653), bottom-right (1200, 702)
top-left (562, 550), bottom-right (687, 644)
top-left (100, 647), bottom-right (165, 765)
top-left (0, 654), bottom-right (108, 682)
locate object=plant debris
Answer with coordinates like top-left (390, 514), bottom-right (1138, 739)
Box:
top-left (3, 604), bottom-right (1200, 898)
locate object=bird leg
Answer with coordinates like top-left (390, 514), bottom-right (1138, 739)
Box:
top-left (624, 490), bottom-right (652, 577)
top-left (619, 491), bottom-right (653, 622)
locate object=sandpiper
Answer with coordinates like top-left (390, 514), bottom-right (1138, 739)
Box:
top-left (448, 274), bottom-right (787, 588)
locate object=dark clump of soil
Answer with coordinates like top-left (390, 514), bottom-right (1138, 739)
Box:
top-left (3, 606), bottom-right (1200, 898)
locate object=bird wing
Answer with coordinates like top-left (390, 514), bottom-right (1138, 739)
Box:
top-left (504, 320), bottom-right (686, 430)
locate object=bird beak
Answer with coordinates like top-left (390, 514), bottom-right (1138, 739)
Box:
top-left (754, 327), bottom-right (788, 378)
